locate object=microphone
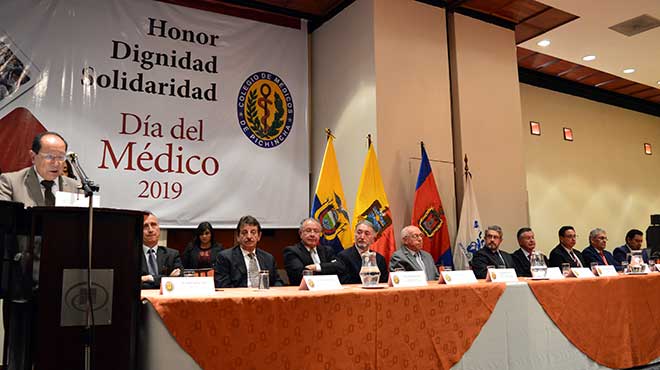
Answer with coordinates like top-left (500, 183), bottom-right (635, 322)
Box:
top-left (65, 150), bottom-right (99, 195)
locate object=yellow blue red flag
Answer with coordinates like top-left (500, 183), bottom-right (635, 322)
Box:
top-left (312, 135), bottom-right (353, 252)
top-left (353, 141), bottom-right (396, 262)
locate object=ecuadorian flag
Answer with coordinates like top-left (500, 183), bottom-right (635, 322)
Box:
top-left (353, 142), bottom-right (396, 263)
top-left (411, 143), bottom-right (452, 267)
top-left (312, 135), bottom-right (353, 252)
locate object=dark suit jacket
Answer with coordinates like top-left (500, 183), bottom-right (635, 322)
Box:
top-left (389, 247), bottom-right (439, 281)
top-left (336, 246), bottom-right (388, 284)
top-left (0, 166), bottom-right (79, 207)
top-left (548, 244), bottom-right (585, 268)
top-left (582, 245), bottom-right (618, 269)
top-left (472, 247), bottom-right (515, 279)
top-left (140, 246), bottom-right (183, 289)
top-left (283, 242), bottom-right (340, 286)
top-left (214, 246), bottom-right (283, 288)
top-left (511, 248), bottom-right (549, 278)
top-left (181, 242), bottom-right (223, 269)
top-left (613, 245), bottom-right (649, 264)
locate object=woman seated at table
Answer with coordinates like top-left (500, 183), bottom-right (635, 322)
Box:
top-left (182, 222), bottom-right (223, 270)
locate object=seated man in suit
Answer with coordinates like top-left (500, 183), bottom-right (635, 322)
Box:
top-left (511, 227), bottom-right (548, 277)
top-left (214, 215), bottom-right (283, 288)
top-left (472, 225), bottom-right (515, 279)
top-left (336, 220), bottom-right (388, 284)
top-left (549, 226), bottom-right (586, 268)
top-left (283, 218), bottom-right (341, 286)
top-left (582, 228), bottom-right (618, 269)
top-left (613, 229), bottom-right (649, 265)
top-left (0, 131), bottom-right (79, 206)
top-left (389, 225), bottom-right (439, 281)
top-left (141, 212), bottom-right (183, 289)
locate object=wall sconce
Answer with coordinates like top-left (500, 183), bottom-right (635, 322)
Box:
top-left (563, 127), bottom-right (573, 141)
top-left (530, 121), bottom-right (541, 136)
top-left (644, 143), bottom-right (652, 155)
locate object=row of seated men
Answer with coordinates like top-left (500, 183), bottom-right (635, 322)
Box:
top-left (140, 211), bottom-right (654, 288)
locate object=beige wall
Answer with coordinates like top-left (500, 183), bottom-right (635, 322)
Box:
top-left (451, 14), bottom-right (529, 252)
top-left (520, 83), bottom-right (660, 254)
top-left (311, 0), bottom-right (455, 246)
top-left (311, 0), bottom-right (377, 213)
top-left (373, 0), bottom-right (455, 244)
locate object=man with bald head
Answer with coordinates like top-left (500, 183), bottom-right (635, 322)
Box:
top-left (141, 212), bottom-right (183, 289)
top-left (389, 225), bottom-right (440, 281)
top-left (0, 132), bottom-right (79, 206)
top-left (283, 217), bottom-right (341, 286)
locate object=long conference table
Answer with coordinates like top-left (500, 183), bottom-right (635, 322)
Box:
top-left (139, 274), bottom-right (660, 370)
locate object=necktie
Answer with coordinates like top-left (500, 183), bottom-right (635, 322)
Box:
top-left (415, 253), bottom-right (425, 271)
top-left (147, 249), bottom-right (159, 276)
top-left (247, 252), bottom-right (259, 287)
top-left (570, 251), bottom-right (581, 267)
top-left (599, 251), bottom-right (608, 265)
top-left (41, 180), bottom-right (55, 206)
top-left (310, 248), bottom-right (321, 265)
top-left (497, 252), bottom-right (506, 267)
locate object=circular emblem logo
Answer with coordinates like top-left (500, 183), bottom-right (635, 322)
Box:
top-left (64, 282), bottom-right (110, 312)
top-left (393, 276), bottom-right (400, 284)
top-left (237, 71), bottom-right (294, 148)
top-left (165, 280), bottom-right (174, 291)
top-left (308, 280), bottom-right (315, 288)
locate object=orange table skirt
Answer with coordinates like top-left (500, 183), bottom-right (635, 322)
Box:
top-left (528, 273), bottom-right (660, 369)
top-left (143, 282), bottom-right (505, 370)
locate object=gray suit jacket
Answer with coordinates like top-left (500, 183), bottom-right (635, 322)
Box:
top-left (389, 247), bottom-right (440, 281)
top-left (0, 167), bottom-right (79, 207)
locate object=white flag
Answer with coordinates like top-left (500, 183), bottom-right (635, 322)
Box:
top-left (453, 169), bottom-right (484, 270)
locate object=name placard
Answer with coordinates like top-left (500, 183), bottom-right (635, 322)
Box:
top-left (56, 191), bottom-right (101, 207)
top-left (570, 267), bottom-right (595, 278)
top-left (594, 265), bottom-right (617, 277)
top-left (160, 277), bottom-right (215, 296)
top-left (389, 271), bottom-right (427, 287)
top-left (299, 275), bottom-right (343, 291)
top-left (438, 270), bottom-right (477, 285)
top-left (545, 267), bottom-right (565, 280)
top-left (486, 268), bottom-right (518, 283)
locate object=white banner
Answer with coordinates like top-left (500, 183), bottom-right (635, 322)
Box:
top-left (0, 0), bottom-right (309, 228)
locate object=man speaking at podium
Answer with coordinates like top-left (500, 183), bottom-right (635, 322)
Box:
top-left (0, 132), bottom-right (79, 206)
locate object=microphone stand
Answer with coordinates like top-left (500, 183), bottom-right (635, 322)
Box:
top-left (67, 153), bottom-right (99, 370)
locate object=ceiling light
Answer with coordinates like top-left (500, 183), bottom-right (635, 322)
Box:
top-left (537, 39), bottom-right (551, 47)
top-left (582, 55), bottom-right (596, 61)
top-left (623, 68), bottom-right (635, 74)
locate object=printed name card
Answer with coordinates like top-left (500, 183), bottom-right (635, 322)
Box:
top-left (160, 277), bottom-right (215, 296)
top-left (438, 270), bottom-right (477, 285)
top-left (545, 267), bottom-right (565, 280)
top-left (486, 268), bottom-right (518, 283)
top-left (389, 271), bottom-right (427, 287)
top-left (570, 267), bottom-right (595, 278)
top-left (299, 275), bottom-right (343, 291)
top-left (56, 191), bottom-right (101, 207)
top-left (594, 265), bottom-right (618, 277)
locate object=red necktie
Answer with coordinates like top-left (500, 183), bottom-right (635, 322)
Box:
top-left (599, 252), bottom-right (608, 265)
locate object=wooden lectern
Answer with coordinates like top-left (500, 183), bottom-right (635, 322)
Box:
top-left (0, 202), bottom-right (143, 370)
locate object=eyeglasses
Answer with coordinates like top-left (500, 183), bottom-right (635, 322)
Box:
top-left (38, 153), bottom-right (66, 162)
top-left (408, 234), bottom-right (424, 239)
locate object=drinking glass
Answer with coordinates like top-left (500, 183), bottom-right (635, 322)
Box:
top-left (561, 263), bottom-right (571, 277)
top-left (258, 270), bottom-right (270, 290)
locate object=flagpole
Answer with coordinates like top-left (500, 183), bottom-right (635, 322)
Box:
top-left (367, 133), bottom-right (372, 148)
top-left (325, 128), bottom-right (335, 140)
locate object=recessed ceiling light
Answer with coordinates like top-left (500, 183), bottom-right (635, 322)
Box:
top-left (582, 55), bottom-right (596, 61)
top-left (537, 39), bottom-right (551, 47)
top-left (623, 68), bottom-right (635, 74)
